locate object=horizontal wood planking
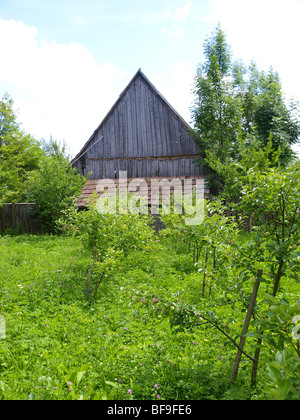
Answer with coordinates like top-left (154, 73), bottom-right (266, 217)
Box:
top-left (77, 156), bottom-right (204, 179)
top-left (72, 71), bottom-right (204, 180)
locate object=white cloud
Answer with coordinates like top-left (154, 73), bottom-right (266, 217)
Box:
top-left (174, 1), bottom-right (192, 22)
top-left (166, 62), bottom-right (195, 125)
top-left (0, 18), bottom-right (127, 156)
top-left (161, 26), bottom-right (186, 39)
top-left (150, 61), bottom-right (196, 129)
top-left (162, 0), bottom-right (192, 39)
top-left (205, 0), bottom-right (300, 102)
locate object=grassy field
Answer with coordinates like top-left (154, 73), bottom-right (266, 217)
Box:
top-left (0, 233), bottom-right (298, 400)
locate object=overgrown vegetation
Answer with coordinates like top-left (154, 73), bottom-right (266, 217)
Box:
top-left (0, 96), bottom-right (85, 232)
top-left (0, 183), bottom-right (299, 400)
top-left (0, 25), bottom-right (299, 401)
top-left (0, 94), bottom-right (44, 203)
top-left (26, 140), bottom-right (86, 233)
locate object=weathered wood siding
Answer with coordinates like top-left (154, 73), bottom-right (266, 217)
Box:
top-left (83, 156), bottom-right (204, 179)
top-left (72, 71), bottom-right (203, 179)
top-left (0, 203), bottom-right (41, 235)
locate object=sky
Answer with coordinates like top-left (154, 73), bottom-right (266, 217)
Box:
top-left (0, 0), bottom-right (299, 157)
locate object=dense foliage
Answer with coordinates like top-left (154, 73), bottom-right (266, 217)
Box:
top-left (0, 24), bottom-right (299, 401)
top-left (27, 141), bottom-right (86, 233)
top-left (0, 173), bottom-right (299, 401)
top-left (0, 94), bottom-right (44, 203)
top-left (192, 25), bottom-right (300, 192)
top-left (0, 96), bottom-right (85, 232)
top-left (0, 186), bottom-right (299, 399)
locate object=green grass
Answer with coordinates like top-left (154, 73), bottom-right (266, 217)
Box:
top-left (0, 234), bottom-right (298, 400)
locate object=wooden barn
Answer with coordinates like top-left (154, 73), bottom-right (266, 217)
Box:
top-left (70, 69), bottom-right (209, 207)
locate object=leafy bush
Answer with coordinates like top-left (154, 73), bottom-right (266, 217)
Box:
top-left (27, 154), bottom-right (85, 233)
top-left (0, 163), bottom-right (299, 400)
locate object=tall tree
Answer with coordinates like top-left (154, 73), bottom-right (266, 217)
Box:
top-left (192, 26), bottom-right (300, 192)
top-left (192, 25), bottom-right (242, 191)
top-left (233, 61), bottom-right (300, 165)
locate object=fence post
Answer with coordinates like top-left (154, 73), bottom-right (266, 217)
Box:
top-left (0, 207), bottom-right (3, 235)
top-left (11, 203), bottom-right (16, 229)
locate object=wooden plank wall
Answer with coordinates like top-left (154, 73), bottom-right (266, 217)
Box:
top-left (84, 156), bottom-right (204, 179)
top-left (0, 203), bottom-right (41, 235)
top-left (73, 73), bottom-right (204, 180)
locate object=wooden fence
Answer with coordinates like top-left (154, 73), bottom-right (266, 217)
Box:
top-left (0, 203), bottom-right (41, 235)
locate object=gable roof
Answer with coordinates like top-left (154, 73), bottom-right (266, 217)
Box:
top-left (69, 69), bottom-right (198, 167)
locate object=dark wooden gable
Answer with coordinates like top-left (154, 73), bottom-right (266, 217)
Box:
top-left (71, 69), bottom-right (204, 179)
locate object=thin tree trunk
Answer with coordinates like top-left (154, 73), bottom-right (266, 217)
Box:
top-left (251, 334), bottom-right (263, 387)
top-left (231, 269), bottom-right (263, 383)
top-left (202, 247), bottom-right (208, 298)
top-left (209, 246), bottom-right (216, 296)
top-left (86, 269), bottom-right (91, 301)
top-left (94, 272), bottom-right (105, 299)
top-left (273, 259), bottom-right (284, 297)
top-left (251, 260), bottom-right (284, 385)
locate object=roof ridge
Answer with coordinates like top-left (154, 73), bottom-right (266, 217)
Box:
top-left (69, 69), bottom-right (193, 166)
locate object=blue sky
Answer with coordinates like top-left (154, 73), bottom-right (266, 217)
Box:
top-left (0, 0), bottom-right (299, 156)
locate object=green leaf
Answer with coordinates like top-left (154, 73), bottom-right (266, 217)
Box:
top-left (267, 365), bottom-right (281, 384)
top-left (275, 350), bottom-right (285, 366)
top-left (94, 390), bottom-right (108, 400)
top-left (243, 332), bottom-right (258, 338)
top-left (269, 387), bottom-right (280, 400)
top-left (76, 370), bottom-right (86, 386)
top-left (105, 381), bottom-right (118, 388)
top-left (26, 392), bottom-right (36, 400)
top-left (292, 324), bottom-right (300, 340)
top-left (277, 379), bottom-right (292, 400)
